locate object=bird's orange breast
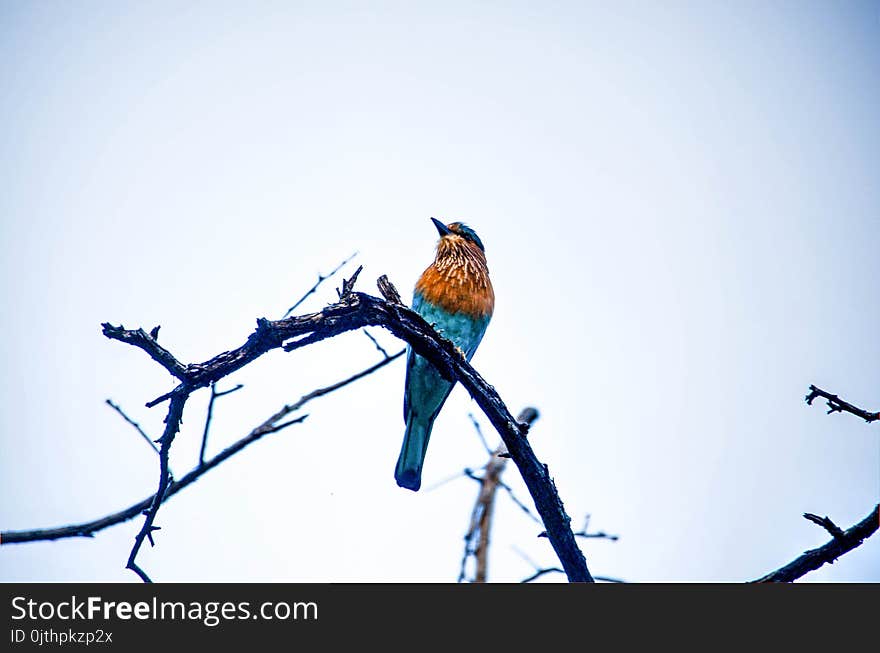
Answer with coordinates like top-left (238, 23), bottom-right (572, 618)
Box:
top-left (415, 240), bottom-right (494, 319)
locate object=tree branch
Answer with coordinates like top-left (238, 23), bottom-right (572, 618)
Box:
top-left (752, 504), bottom-right (879, 582)
top-left (98, 272), bottom-right (593, 582)
top-left (805, 385), bottom-right (879, 423)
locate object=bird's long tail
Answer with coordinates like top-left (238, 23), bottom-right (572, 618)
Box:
top-left (395, 414), bottom-right (434, 492)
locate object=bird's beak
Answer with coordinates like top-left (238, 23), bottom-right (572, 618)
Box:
top-left (431, 217), bottom-right (453, 237)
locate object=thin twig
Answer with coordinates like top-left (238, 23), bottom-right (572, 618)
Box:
top-left (363, 329), bottom-right (390, 359)
top-left (468, 413), bottom-right (493, 455)
top-left (573, 514), bottom-right (619, 541)
top-left (520, 567), bottom-right (565, 583)
top-left (515, 545), bottom-right (624, 584)
top-left (498, 481), bottom-right (543, 525)
top-left (199, 383), bottom-right (244, 467)
top-left (520, 568), bottom-right (625, 583)
top-left (105, 399), bottom-right (160, 457)
top-left (282, 251), bottom-right (358, 318)
top-left (337, 265), bottom-right (362, 299)
top-left (539, 514), bottom-right (619, 541)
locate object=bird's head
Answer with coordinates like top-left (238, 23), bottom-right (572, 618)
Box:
top-left (430, 217), bottom-right (485, 253)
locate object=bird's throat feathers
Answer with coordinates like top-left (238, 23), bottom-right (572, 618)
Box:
top-left (415, 237), bottom-right (495, 319)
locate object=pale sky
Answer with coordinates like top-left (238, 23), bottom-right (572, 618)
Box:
top-left (2, 1), bottom-right (878, 583)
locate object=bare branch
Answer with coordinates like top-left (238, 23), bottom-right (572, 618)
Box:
top-left (805, 385), bottom-right (879, 423)
top-left (0, 351), bottom-right (401, 547)
top-left (105, 399), bottom-right (160, 457)
top-left (752, 504), bottom-right (879, 582)
top-left (282, 251), bottom-right (358, 318)
top-left (199, 383), bottom-right (244, 467)
top-left (362, 329), bottom-right (390, 359)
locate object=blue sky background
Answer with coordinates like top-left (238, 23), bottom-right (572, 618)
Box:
top-left (1, 1), bottom-right (878, 582)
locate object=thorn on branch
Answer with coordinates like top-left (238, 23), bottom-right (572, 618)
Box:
top-left (149, 326), bottom-right (161, 340)
top-left (146, 525), bottom-right (161, 547)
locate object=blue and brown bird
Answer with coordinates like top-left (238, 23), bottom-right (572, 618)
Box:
top-left (395, 218), bottom-right (495, 491)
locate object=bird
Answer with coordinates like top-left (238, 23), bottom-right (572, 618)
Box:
top-left (395, 218), bottom-right (495, 491)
